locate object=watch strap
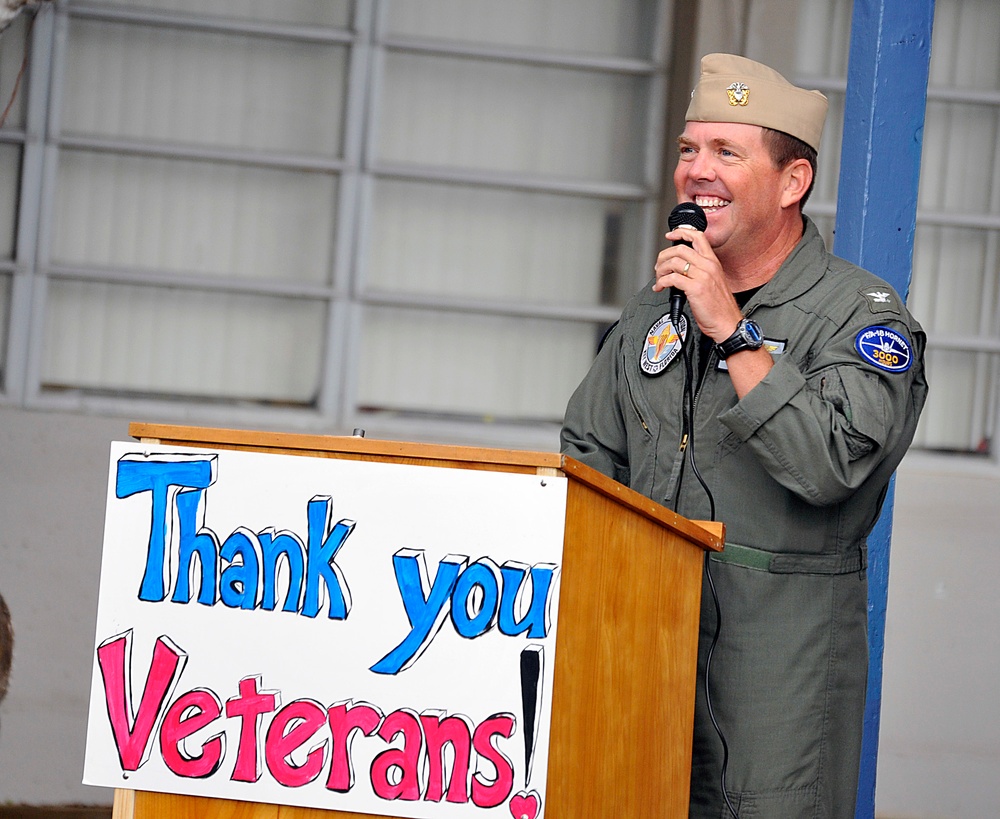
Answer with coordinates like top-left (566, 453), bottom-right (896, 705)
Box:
top-left (715, 319), bottom-right (763, 359)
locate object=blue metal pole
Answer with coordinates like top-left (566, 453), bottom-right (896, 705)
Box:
top-left (832, 1), bottom-right (935, 817)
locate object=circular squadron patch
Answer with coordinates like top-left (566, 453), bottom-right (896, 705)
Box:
top-left (854, 325), bottom-right (913, 373)
top-left (642, 314), bottom-right (687, 375)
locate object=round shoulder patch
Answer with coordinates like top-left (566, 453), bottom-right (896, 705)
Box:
top-left (854, 325), bottom-right (913, 373)
top-left (642, 314), bottom-right (687, 375)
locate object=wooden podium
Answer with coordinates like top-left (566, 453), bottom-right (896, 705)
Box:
top-left (113, 423), bottom-right (723, 819)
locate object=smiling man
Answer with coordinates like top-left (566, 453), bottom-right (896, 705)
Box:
top-left (561, 54), bottom-right (928, 818)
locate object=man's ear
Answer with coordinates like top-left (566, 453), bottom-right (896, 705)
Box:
top-left (781, 158), bottom-right (814, 208)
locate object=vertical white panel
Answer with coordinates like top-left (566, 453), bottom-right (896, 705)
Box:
top-left (791, 0), bottom-right (1000, 452)
top-left (357, 1), bottom-right (662, 422)
top-left (908, 0), bottom-right (1000, 450)
top-left (793, 0), bottom-right (850, 201)
top-left (948, 0), bottom-right (1000, 89)
top-left (377, 53), bottom-right (646, 184)
top-left (52, 152), bottom-right (336, 282)
top-left (43, 281), bottom-right (324, 401)
top-left (0, 144), bottom-right (19, 257)
top-left (61, 19), bottom-right (348, 156)
top-left (65, 0), bottom-right (353, 26)
top-left (367, 180), bottom-right (637, 308)
top-left (357, 306), bottom-right (595, 420)
top-left (29, 0), bottom-right (668, 430)
top-left (385, 0), bottom-right (656, 59)
top-left (0, 273), bottom-right (9, 377)
top-left (0, 12), bottom-right (30, 130)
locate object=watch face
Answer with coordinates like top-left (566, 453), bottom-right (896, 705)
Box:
top-left (744, 320), bottom-right (763, 344)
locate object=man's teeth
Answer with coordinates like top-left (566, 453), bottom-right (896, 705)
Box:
top-left (695, 198), bottom-right (729, 209)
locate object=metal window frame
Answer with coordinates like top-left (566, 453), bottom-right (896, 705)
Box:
top-left (340, 0), bottom-right (674, 443)
top-left (799, 57), bottom-right (1000, 458)
top-left (4, 7), bottom-right (55, 405)
top-left (5, 0), bottom-right (675, 452)
top-left (12, 1), bottom-right (367, 424)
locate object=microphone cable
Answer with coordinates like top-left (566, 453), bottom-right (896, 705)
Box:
top-left (676, 322), bottom-right (740, 819)
top-left (704, 543), bottom-right (739, 819)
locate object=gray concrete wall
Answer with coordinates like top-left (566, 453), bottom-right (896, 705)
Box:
top-left (878, 459), bottom-right (1000, 817)
top-left (0, 408), bottom-right (129, 805)
top-left (0, 406), bottom-right (997, 815)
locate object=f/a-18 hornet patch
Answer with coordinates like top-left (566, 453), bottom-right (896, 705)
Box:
top-left (854, 325), bottom-right (913, 373)
top-left (642, 313), bottom-right (687, 375)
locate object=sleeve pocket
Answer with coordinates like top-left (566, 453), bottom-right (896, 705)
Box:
top-left (819, 366), bottom-right (889, 459)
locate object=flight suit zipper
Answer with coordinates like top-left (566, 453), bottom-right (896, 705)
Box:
top-left (621, 352), bottom-right (650, 434)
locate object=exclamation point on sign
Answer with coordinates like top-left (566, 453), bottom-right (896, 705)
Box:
top-left (519, 644), bottom-right (543, 788)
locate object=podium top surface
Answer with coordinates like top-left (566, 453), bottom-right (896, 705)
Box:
top-left (129, 422), bottom-right (723, 552)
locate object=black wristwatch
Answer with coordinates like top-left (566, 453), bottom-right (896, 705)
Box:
top-left (715, 318), bottom-right (764, 359)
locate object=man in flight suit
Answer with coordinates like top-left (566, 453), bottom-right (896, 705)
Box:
top-left (561, 54), bottom-right (928, 817)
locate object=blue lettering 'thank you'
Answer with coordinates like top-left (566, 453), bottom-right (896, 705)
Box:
top-left (115, 454), bottom-right (354, 619)
top-left (371, 549), bottom-right (558, 674)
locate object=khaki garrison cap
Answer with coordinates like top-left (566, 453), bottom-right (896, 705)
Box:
top-left (685, 53), bottom-right (829, 153)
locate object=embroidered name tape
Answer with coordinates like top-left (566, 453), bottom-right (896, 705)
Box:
top-left (642, 314), bottom-right (686, 375)
top-left (854, 325), bottom-right (913, 373)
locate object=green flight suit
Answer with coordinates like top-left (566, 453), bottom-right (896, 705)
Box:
top-left (561, 217), bottom-right (928, 818)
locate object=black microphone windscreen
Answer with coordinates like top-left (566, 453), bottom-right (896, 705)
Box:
top-left (668, 201), bottom-right (708, 233)
top-left (666, 202), bottom-right (706, 327)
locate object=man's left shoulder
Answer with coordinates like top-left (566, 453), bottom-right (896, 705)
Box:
top-left (823, 257), bottom-right (912, 319)
top-left (819, 260), bottom-right (926, 375)
top-left (855, 279), bottom-right (906, 317)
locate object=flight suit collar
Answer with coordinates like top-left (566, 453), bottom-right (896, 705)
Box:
top-left (745, 216), bottom-right (827, 311)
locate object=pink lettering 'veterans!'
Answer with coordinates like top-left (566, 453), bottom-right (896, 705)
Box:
top-left (96, 631), bottom-right (187, 772)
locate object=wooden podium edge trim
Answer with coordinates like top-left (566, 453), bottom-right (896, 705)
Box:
top-left (129, 422), bottom-right (563, 470)
top-left (127, 422), bottom-right (724, 553)
top-left (558, 456), bottom-right (724, 551)
top-left (112, 788), bottom-right (134, 819)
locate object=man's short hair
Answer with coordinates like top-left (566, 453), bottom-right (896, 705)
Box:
top-left (762, 127), bottom-right (818, 208)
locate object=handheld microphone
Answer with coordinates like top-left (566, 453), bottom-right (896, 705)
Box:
top-left (667, 201), bottom-right (708, 327)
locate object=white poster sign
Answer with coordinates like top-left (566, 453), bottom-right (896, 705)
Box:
top-left (84, 442), bottom-right (567, 819)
